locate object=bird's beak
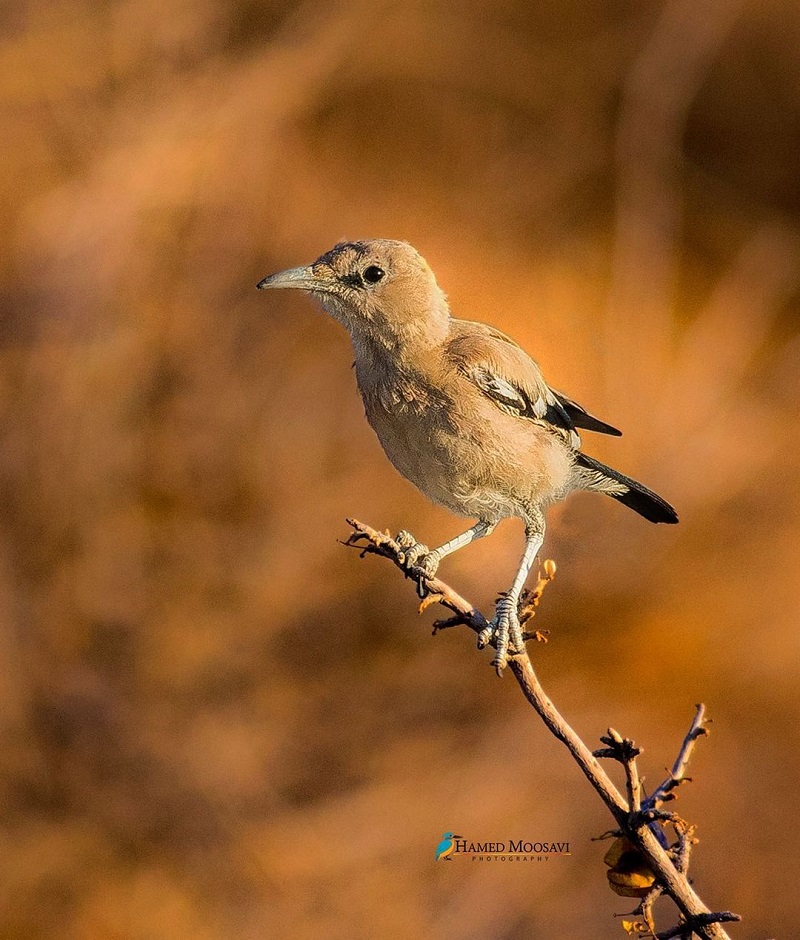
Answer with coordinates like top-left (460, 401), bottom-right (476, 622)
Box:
top-left (256, 265), bottom-right (329, 292)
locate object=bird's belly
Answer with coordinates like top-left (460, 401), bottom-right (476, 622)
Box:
top-left (364, 395), bottom-right (572, 521)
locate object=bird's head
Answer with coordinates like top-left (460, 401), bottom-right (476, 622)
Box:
top-left (257, 240), bottom-right (450, 352)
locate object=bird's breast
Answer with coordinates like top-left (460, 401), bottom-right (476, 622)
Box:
top-left (355, 362), bottom-right (574, 520)
top-left (357, 372), bottom-right (504, 518)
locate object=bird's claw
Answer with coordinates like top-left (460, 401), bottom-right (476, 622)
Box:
top-left (395, 530), bottom-right (417, 552)
top-left (478, 599), bottom-right (525, 675)
top-left (394, 531), bottom-right (440, 596)
top-left (395, 531), bottom-right (428, 567)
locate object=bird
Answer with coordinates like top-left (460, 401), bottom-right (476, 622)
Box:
top-left (257, 240), bottom-right (677, 673)
top-left (435, 832), bottom-right (462, 860)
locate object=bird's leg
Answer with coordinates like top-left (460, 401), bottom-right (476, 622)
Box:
top-left (424, 520), bottom-right (496, 576)
top-left (397, 521), bottom-right (495, 596)
top-left (479, 521), bottom-right (545, 675)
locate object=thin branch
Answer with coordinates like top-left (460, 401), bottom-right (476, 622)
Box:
top-left (596, 728), bottom-right (643, 813)
top-left (656, 914), bottom-right (741, 940)
top-left (646, 704), bottom-right (709, 809)
top-left (641, 884), bottom-right (666, 936)
top-left (344, 519), bottom-right (740, 940)
top-left (343, 520), bottom-right (490, 634)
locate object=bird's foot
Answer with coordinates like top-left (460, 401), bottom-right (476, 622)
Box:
top-left (478, 597), bottom-right (525, 676)
top-left (395, 530), bottom-right (429, 569)
top-left (395, 531), bottom-right (440, 597)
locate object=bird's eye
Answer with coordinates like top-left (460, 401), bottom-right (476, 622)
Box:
top-left (362, 265), bottom-right (385, 284)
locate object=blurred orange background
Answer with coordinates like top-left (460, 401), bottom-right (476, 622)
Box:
top-left (1, 1), bottom-right (799, 937)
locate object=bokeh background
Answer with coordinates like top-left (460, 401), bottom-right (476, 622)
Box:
top-left (1, 0), bottom-right (799, 937)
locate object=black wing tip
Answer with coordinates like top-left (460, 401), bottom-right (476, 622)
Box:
top-left (555, 395), bottom-right (623, 437)
top-left (584, 417), bottom-right (622, 437)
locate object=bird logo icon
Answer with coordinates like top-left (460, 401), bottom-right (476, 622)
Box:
top-left (436, 832), bottom-right (463, 860)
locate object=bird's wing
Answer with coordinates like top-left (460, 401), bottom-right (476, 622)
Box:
top-left (446, 319), bottom-right (581, 448)
top-left (551, 390), bottom-right (622, 437)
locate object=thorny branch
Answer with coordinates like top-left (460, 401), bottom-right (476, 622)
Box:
top-left (344, 519), bottom-right (740, 940)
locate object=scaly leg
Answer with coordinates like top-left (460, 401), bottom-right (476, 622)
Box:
top-left (396, 521), bottom-right (496, 595)
top-left (479, 519), bottom-right (545, 675)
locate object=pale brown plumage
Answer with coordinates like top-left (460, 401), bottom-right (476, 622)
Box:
top-left (258, 239), bottom-right (677, 671)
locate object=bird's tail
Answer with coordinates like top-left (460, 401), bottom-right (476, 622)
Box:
top-left (574, 453), bottom-right (678, 524)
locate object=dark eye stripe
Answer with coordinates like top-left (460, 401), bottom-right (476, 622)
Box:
top-left (339, 272), bottom-right (363, 289)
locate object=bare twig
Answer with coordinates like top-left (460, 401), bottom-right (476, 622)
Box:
top-left (596, 728), bottom-right (643, 813)
top-left (343, 521), bottom-right (491, 634)
top-left (656, 914), bottom-right (741, 940)
top-left (646, 703), bottom-right (709, 809)
top-left (641, 884), bottom-right (667, 935)
top-left (344, 519), bottom-right (740, 939)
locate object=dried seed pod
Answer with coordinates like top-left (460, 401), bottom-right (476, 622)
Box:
top-left (603, 837), bottom-right (657, 898)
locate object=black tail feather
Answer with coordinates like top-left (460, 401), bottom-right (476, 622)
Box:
top-left (575, 453), bottom-right (678, 524)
